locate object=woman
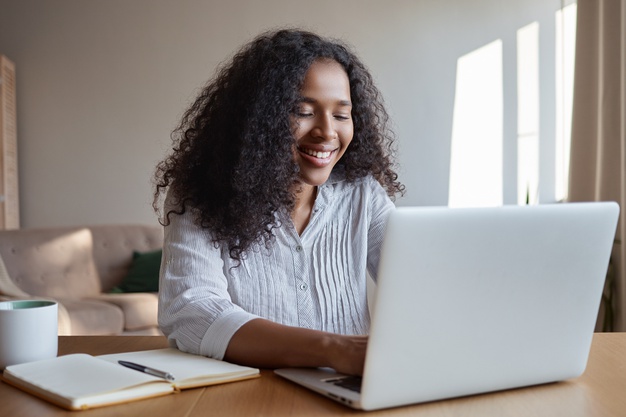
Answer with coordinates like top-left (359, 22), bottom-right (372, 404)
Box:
top-left (154, 29), bottom-right (404, 376)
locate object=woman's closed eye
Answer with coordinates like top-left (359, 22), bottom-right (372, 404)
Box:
top-left (294, 106), bottom-right (314, 118)
top-left (295, 109), bottom-right (350, 120)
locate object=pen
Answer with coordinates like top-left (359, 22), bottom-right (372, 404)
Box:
top-left (118, 360), bottom-right (176, 381)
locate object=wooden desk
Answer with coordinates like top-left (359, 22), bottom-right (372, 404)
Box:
top-left (1, 333), bottom-right (625, 416)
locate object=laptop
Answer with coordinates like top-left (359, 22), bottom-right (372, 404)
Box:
top-left (275, 202), bottom-right (620, 410)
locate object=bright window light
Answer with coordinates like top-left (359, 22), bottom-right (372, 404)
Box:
top-left (555, 3), bottom-right (577, 202)
top-left (517, 22), bottom-right (540, 205)
top-left (449, 40), bottom-right (503, 208)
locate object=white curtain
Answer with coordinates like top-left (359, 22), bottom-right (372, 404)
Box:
top-left (568, 0), bottom-right (626, 331)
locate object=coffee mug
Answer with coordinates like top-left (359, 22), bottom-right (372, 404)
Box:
top-left (0, 300), bottom-right (58, 369)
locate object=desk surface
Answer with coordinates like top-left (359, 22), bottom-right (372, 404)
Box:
top-left (1, 333), bottom-right (625, 416)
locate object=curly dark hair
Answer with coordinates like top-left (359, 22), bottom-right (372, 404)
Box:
top-left (154, 28), bottom-right (404, 261)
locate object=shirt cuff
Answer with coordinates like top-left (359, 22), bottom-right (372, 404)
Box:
top-left (199, 309), bottom-right (259, 360)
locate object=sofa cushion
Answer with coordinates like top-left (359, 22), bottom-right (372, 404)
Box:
top-left (0, 228), bottom-right (101, 298)
top-left (92, 293), bottom-right (158, 330)
top-left (88, 225), bottom-right (163, 291)
top-left (56, 298), bottom-right (124, 335)
top-left (110, 249), bottom-right (162, 293)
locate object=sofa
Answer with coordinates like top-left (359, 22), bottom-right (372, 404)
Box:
top-left (0, 224), bottom-right (163, 335)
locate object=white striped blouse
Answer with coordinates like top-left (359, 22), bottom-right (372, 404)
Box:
top-left (157, 171), bottom-right (395, 360)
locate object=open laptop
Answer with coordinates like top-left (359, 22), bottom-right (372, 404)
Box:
top-left (275, 202), bottom-right (620, 410)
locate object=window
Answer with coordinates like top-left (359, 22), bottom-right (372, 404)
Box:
top-left (448, 2), bottom-right (577, 207)
top-left (448, 41), bottom-right (503, 208)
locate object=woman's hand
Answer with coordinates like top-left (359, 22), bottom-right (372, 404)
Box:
top-left (325, 334), bottom-right (368, 375)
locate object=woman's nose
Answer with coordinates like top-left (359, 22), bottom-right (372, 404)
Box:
top-left (313, 114), bottom-right (337, 140)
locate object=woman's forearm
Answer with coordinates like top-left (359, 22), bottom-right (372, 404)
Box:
top-left (223, 318), bottom-right (367, 375)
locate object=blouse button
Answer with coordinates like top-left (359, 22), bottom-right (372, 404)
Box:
top-left (295, 245), bottom-right (303, 252)
top-left (299, 284), bottom-right (308, 291)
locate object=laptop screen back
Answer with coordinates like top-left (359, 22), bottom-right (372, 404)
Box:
top-left (361, 203), bottom-right (619, 410)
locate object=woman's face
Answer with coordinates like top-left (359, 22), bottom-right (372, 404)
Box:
top-left (292, 59), bottom-right (354, 188)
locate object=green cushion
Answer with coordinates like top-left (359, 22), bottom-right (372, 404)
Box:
top-left (110, 249), bottom-right (162, 293)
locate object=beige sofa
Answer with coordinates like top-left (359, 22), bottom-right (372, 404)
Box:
top-left (0, 224), bottom-right (163, 335)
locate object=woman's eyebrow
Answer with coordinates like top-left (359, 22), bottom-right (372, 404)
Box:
top-left (299, 97), bottom-right (352, 107)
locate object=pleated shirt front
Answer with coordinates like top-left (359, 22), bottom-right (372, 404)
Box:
top-left (158, 172), bottom-right (394, 359)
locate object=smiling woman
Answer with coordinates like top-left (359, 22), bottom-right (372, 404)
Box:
top-left (153, 28), bottom-right (404, 376)
top-left (291, 59), bottom-right (354, 233)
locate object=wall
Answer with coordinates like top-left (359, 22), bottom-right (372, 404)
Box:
top-left (0, 0), bottom-right (565, 228)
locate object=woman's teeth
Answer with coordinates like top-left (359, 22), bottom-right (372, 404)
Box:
top-left (301, 148), bottom-right (331, 159)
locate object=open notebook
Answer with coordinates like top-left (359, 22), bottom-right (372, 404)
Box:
top-left (1, 348), bottom-right (259, 410)
top-left (276, 202), bottom-right (620, 410)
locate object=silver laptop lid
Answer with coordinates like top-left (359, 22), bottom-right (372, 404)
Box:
top-left (361, 202), bottom-right (619, 410)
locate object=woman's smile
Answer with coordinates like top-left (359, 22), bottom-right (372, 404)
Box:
top-left (297, 145), bottom-right (337, 166)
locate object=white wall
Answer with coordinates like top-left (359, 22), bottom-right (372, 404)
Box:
top-left (0, 0), bottom-right (564, 228)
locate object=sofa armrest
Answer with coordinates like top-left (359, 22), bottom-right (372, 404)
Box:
top-left (0, 253), bottom-right (29, 297)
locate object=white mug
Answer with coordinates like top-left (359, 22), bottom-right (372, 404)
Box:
top-left (0, 300), bottom-right (58, 369)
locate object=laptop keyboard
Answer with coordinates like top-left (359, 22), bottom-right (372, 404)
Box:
top-left (325, 376), bottom-right (363, 393)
